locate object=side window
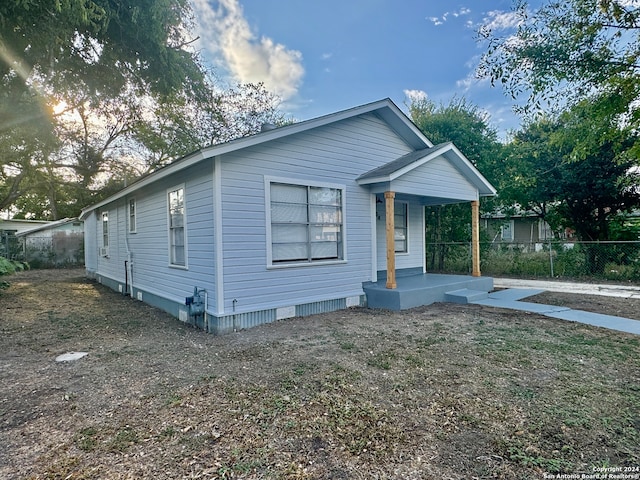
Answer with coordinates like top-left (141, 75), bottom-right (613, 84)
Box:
top-left (269, 181), bottom-right (344, 265)
top-left (102, 212), bottom-right (109, 248)
top-left (128, 199), bottom-right (136, 233)
top-left (501, 220), bottom-right (514, 242)
top-left (168, 187), bottom-right (186, 267)
top-left (394, 201), bottom-right (408, 253)
top-left (101, 211), bottom-right (109, 256)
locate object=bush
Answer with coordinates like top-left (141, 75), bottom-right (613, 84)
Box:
top-left (0, 256), bottom-right (29, 290)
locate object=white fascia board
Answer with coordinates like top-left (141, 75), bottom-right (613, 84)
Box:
top-left (356, 175), bottom-right (391, 185)
top-left (374, 103), bottom-right (434, 149)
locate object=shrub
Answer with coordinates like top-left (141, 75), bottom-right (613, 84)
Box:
top-left (0, 256), bottom-right (29, 290)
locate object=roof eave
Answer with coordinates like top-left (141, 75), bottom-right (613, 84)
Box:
top-left (80, 98), bottom-right (432, 217)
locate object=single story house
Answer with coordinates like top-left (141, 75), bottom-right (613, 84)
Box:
top-left (0, 219), bottom-right (50, 235)
top-left (483, 212), bottom-right (552, 243)
top-left (16, 218), bottom-right (84, 266)
top-left (80, 99), bottom-right (496, 333)
top-left (1, 219), bottom-right (52, 260)
top-left (482, 210), bottom-right (577, 249)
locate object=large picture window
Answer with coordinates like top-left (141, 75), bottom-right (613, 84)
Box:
top-left (168, 187), bottom-right (186, 267)
top-left (270, 182), bottom-right (344, 264)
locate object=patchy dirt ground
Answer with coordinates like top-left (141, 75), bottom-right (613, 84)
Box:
top-left (1, 268), bottom-right (639, 479)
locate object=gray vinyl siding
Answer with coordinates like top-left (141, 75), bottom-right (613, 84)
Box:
top-left (392, 156), bottom-right (477, 201)
top-left (217, 113), bottom-right (412, 315)
top-left (376, 203), bottom-right (425, 272)
top-left (92, 160), bottom-right (218, 312)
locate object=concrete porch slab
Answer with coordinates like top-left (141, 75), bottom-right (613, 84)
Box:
top-left (364, 274), bottom-right (493, 310)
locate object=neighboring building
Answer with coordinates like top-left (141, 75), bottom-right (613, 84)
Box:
top-left (0, 219), bottom-right (50, 235)
top-left (80, 99), bottom-right (496, 333)
top-left (483, 212), bottom-right (553, 244)
top-left (0, 219), bottom-right (52, 259)
top-left (16, 218), bottom-right (84, 266)
top-left (482, 211), bottom-right (576, 248)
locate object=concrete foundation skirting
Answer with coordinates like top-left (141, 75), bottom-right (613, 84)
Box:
top-left (88, 271), bottom-right (366, 335)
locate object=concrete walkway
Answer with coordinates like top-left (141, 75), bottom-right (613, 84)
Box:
top-left (471, 283), bottom-right (640, 336)
top-left (494, 278), bottom-right (640, 298)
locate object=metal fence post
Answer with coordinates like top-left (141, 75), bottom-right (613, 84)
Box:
top-left (549, 238), bottom-right (554, 277)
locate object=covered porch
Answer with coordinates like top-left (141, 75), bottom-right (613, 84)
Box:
top-left (363, 272), bottom-right (493, 311)
top-left (357, 142), bottom-right (497, 310)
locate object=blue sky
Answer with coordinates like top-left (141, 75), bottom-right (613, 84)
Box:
top-left (191, 0), bottom-right (535, 138)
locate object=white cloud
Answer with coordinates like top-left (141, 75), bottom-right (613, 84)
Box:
top-left (403, 89), bottom-right (428, 103)
top-left (190, 0), bottom-right (304, 100)
top-left (427, 7), bottom-right (471, 26)
top-left (481, 10), bottom-right (523, 31)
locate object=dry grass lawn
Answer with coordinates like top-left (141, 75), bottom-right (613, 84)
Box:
top-left (1, 268), bottom-right (639, 479)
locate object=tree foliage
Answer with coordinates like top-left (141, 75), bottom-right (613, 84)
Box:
top-left (1, 2), bottom-right (286, 219)
top-left (501, 98), bottom-right (640, 242)
top-left (478, 0), bottom-right (640, 106)
top-left (477, 0), bottom-right (640, 160)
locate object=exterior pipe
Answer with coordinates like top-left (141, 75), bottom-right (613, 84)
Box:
top-left (124, 260), bottom-right (129, 296)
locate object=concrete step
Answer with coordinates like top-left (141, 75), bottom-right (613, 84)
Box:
top-left (445, 289), bottom-right (489, 304)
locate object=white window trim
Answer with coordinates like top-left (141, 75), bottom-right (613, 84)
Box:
top-left (265, 175), bottom-right (347, 269)
top-left (167, 184), bottom-right (188, 269)
top-left (128, 198), bottom-right (137, 234)
top-left (394, 200), bottom-right (409, 255)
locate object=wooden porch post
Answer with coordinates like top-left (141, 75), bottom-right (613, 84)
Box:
top-left (385, 191), bottom-right (397, 289)
top-left (471, 200), bottom-right (481, 277)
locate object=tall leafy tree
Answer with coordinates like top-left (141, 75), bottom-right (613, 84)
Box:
top-left (0, 0), bottom-right (206, 217)
top-left (502, 98), bottom-right (640, 242)
top-left (477, 0), bottom-right (640, 159)
top-left (1, 2), bottom-right (286, 219)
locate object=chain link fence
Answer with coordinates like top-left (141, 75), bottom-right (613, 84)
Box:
top-left (427, 240), bottom-right (640, 282)
top-left (0, 231), bottom-right (84, 268)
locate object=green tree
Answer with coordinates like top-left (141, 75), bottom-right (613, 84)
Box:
top-left (501, 99), bottom-right (640, 271)
top-left (477, 0), bottom-right (640, 158)
top-left (1, 3), bottom-right (287, 219)
top-left (504, 99), bottom-right (639, 241)
top-left (0, 0), bottom-right (208, 217)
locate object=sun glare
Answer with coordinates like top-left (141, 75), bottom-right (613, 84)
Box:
top-left (52, 101), bottom-right (68, 115)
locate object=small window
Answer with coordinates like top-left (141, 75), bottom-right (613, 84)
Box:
top-left (128, 199), bottom-right (136, 233)
top-left (269, 181), bottom-right (344, 265)
top-left (102, 212), bottom-right (109, 248)
top-left (101, 211), bottom-right (109, 257)
top-left (501, 220), bottom-right (514, 241)
top-left (394, 201), bottom-right (408, 253)
top-left (168, 187), bottom-right (186, 267)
